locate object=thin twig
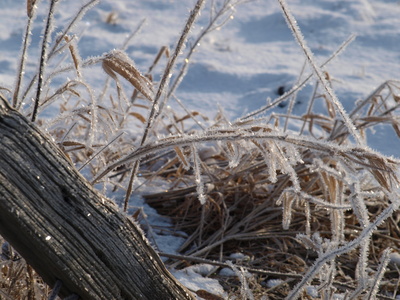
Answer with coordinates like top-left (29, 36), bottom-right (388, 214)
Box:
top-left (78, 132), bottom-right (124, 171)
top-left (158, 251), bottom-right (303, 278)
top-left (31, 0), bottom-right (59, 122)
top-left (166, 0), bottom-right (239, 101)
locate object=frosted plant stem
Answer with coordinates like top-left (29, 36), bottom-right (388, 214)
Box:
top-left (124, 160), bottom-right (140, 212)
top-left (285, 201), bottom-right (399, 300)
top-left (173, 95), bottom-right (206, 130)
top-left (13, 1), bottom-right (38, 108)
top-left (121, 18), bottom-right (146, 51)
top-left (122, 0), bottom-right (205, 211)
top-left (92, 129), bottom-right (400, 184)
top-left (366, 248), bottom-right (391, 300)
top-left (191, 143), bottom-right (206, 204)
top-left (277, 0), bottom-right (363, 146)
top-left (31, 0), bottom-right (59, 122)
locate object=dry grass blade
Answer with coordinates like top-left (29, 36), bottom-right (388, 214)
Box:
top-left (239, 34), bottom-right (356, 121)
top-left (102, 50), bottom-right (154, 102)
top-left (13, 0), bottom-right (38, 108)
top-left (129, 112), bottom-right (147, 123)
top-left (64, 35), bottom-right (82, 78)
top-left (175, 146), bottom-right (191, 170)
top-left (148, 46), bottom-right (170, 74)
top-left (26, 0), bottom-right (37, 17)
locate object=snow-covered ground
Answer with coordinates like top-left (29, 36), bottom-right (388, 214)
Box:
top-left (1, 0), bottom-right (400, 298)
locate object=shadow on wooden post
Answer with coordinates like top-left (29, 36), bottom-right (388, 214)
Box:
top-left (0, 97), bottom-right (195, 299)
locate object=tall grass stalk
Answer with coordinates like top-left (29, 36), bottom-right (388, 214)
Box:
top-left (31, 0), bottom-right (59, 122)
top-left (12, 0), bottom-right (38, 108)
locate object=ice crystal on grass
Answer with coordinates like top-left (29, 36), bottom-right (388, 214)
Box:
top-left (366, 248), bottom-right (392, 300)
top-left (191, 143), bottom-right (207, 205)
top-left (102, 50), bottom-right (154, 103)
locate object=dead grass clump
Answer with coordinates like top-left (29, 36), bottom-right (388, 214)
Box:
top-left (139, 78), bottom-right (400, 298)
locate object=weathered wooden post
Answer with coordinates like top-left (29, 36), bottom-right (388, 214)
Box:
top-left (0, 96), bottom-right (195, 299)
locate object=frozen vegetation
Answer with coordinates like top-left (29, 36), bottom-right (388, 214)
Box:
top-left (0, 0), bottom-right (400, 298)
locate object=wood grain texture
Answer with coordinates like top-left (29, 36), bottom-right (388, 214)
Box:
top-left (0, 97), bottom-right (194, 299)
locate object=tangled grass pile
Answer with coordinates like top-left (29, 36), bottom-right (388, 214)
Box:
top-left (1, 0), bottom-right (400, 299)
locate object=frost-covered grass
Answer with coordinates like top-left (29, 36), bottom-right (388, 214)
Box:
top-left (1, 0), bottom-right (400, 299)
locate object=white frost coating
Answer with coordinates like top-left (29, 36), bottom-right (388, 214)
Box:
top-left (284, 144), bottom-right (303, 165)
top-left (366, 248), bottom-right (391, 300)
top-left (191, 143), bottom-right (207, 205)
top-left (349, 183), bottom-right (370, 228)
top-left (277, 190), bottom-right (296, 230)
top-left (258, 140), bottom-right (277, 183)
top-left (355, 237), bottom-right (369, 292)
top-left (271, 140), bottom-right (300, 191)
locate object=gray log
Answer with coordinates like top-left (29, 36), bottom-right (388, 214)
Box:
top-left (0, 97), bottom-right (194, 300)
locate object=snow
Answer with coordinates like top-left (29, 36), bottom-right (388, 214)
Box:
top-left (389, 252), bottom-right (400, 266)
top-left (0, 0), bottom-right (399, 298)
top-left (266, 279), bottom-right (285, 288)
top-left (171, 264), bottom-right (227, 298)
